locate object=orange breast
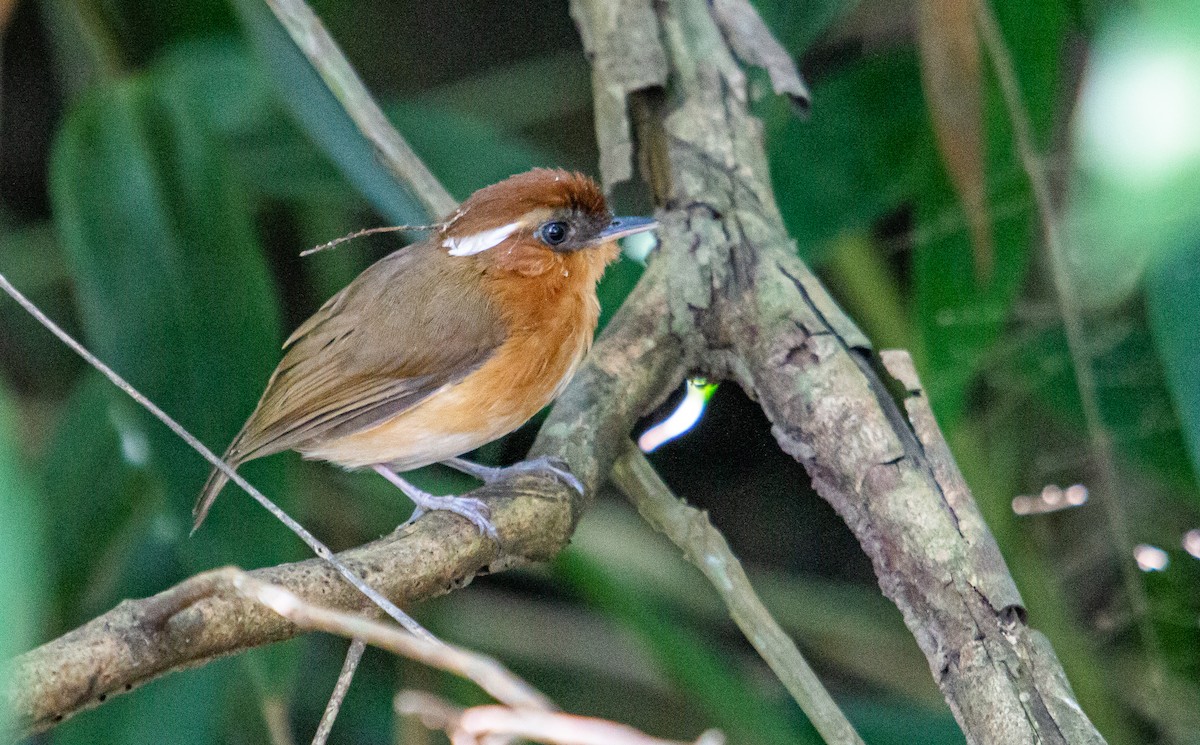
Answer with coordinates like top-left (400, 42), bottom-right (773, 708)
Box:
top-left (297, 260), bottom-right (601, 471)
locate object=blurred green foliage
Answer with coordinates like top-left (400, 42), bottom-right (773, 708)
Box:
top-left (0, 391), bottom-right (43, 738)
top-left (1, 0), bottom-right (1199, 743)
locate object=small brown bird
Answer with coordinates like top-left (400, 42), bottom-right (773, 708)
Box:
top-left (193, 169), bottom-right (656, 538)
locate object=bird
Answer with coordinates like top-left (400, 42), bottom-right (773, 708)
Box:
top-left (193, 168), bottom-right (657, 539)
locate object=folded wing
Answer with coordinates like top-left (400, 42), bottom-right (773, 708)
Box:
top-left (193, 241), bottom-right (505, 529)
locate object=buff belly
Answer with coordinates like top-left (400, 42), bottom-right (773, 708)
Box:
top-left (297, 331), bottom-right (586, 471)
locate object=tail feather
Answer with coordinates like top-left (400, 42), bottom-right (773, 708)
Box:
top-left (192, 452), bottom-right (239, 535)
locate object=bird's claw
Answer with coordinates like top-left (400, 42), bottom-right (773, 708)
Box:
top-left (401, 495), bottom-right (498, 540)
top-left (448, 455), bottom-right (584, 496)
top-left (521, 456), bottom-right (585, 496)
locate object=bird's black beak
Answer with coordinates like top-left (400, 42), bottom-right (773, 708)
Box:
top-left (597, 216), bottom-right (658, 242)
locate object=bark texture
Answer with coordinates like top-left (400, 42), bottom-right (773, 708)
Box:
top-left (571, 0), bottom-right (1104, 742)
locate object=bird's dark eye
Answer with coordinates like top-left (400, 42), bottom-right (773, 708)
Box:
top-left (539, 220), bottom-right (569, 246)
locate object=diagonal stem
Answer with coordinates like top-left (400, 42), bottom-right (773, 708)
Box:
top-left (611, 447), bottom-right (866, 745)
top-left (972, 0), bottom-right (1163, 689)
top-left (310, 638), bottom-right (365, 745)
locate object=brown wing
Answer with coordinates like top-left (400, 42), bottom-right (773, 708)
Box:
top-left (193, 240), bottom-right (505, 529)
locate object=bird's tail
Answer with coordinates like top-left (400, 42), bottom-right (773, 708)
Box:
top-left (192, 448), bottom-right (239, 535)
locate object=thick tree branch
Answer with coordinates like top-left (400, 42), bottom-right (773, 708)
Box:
top-left (571, 0), bottom-right (1106, 742)
top-left (7, 477), bottom-right (563, 735)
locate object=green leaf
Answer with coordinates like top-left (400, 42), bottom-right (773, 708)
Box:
top-left (911, 157), bottom-right (1033, 426)
top-left (1005, 311), bottom-right (1197, 495)
top-left (765, 50), bottom-right (933, 260)
top-left (51, 71), bottom-right (293, 552)
top-left (151, 40), bottom-right (363, 211)
top-left (38, 374), bottom-right (155, 626)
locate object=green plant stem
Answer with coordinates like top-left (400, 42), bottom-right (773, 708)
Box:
top-left (973, 0), bottom-right (1164, 698)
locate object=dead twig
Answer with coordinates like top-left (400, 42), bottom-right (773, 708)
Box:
top-left (310, 639), bottom-right (365, 745)
top-left (221, 568), bottom-right (553, 711)
top-left (611, 447), bottom-right (865, 745)
top-left (395, 691), bottom-right (723, 745)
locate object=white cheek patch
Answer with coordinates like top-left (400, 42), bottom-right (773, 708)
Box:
top-left (443, 222), bottom-right (521, 256)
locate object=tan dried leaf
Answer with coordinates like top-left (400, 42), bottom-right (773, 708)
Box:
top-left (917, 0), bottom-right (993, 280)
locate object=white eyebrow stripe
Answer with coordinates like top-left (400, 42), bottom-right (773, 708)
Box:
top-left (443, 222), bottom-right (522, 256)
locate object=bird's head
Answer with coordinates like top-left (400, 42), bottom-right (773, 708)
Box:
top-left (438, 169), bottom-right (656, 277)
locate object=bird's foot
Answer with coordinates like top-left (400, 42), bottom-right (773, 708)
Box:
top-left (401, 493), bottom-right (496, 540)
top-left (374, 466), bottom-right (498, 540)
top-left (442, 455), bottom-right (584, 496)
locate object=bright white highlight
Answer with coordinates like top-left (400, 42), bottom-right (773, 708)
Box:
top-left (1011, 484), bottom-right (1088, 516)
top-left (1133, 544), bottom-right (1169, 572)
top-left (1183, 529), bottom-right (1200, 560)
top-left (1077, 46), bottom-right (1200, 185)
top-left (638, 380), bottom-right (716, 453)
top-left (443, 222), bottom-right (521, 256)
top-left (112, 409), bottom-right (150, 466)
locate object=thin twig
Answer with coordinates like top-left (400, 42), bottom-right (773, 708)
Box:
top-left (311, 639), bottom-right (365, 745)
top-left (300, 225), bottom-right (436, 257)
top-left (223, 569), bottom-right (554, 711)
top-left (263, 0), bottom-right (457, 219)
top-left (973, 0), bottom-right (1164, 684)
top-left (0, 270), bottom-right (433, 642)
top-left (201, 570), bottom-right (708, 745)
top-left (611, 447), bottom-right (866, 745)
top-left (395, 690), bottom-right (724, 745)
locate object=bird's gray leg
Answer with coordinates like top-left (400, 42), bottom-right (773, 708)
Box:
top-left (373, 465), bottom-right (497, 540)
top-left (441, 456), bottom-right (585, 496)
